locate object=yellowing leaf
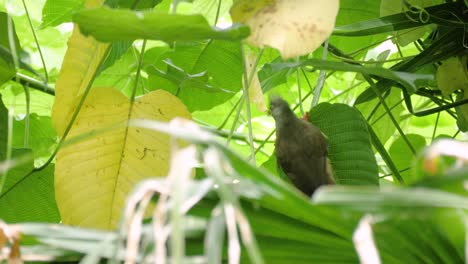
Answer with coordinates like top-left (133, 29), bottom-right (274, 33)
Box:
top-left (241, 0), bottom-right (339, 59)
top-left (436, 57), bottom-right (468, 96)
top-left (230, 0), bottom-right (274, 23)
top-left (55, 87), bottom-right (191, 229)
top-left (245, 52), bottom-right (266, 112)
top-left (51, 0), bottom-right (109, 137)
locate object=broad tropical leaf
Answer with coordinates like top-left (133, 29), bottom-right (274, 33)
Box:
top-left (309, 103), bottom-right (379, 185)
top-left (55, 87), bottom-right (191, 229)
top-left (51, 0), bottom-right (109, 137)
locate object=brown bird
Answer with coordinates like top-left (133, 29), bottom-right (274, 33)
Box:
top-left (270, 97), bottom-right (334, 196)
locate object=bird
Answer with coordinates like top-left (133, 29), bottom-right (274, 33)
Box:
top-left (270, 96), bottom-right (335, 196)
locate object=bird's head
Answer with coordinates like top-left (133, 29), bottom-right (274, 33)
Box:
top-left (269, 96), bottom-right (295, 124)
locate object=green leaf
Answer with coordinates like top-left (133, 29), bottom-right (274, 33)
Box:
top-left (107, 0), bottom-right (163, 9)
top-left (0, 86), bottom-right (54, 116)
top-left (97, 41), bottom-right (133, 74)
top-left (332, 0), bottom-right (384, 54)
top-left (73, 7), bottom-right (250, 42)
top-left (0, 149), bottom-right (60, 223)
top-left (94, 46), bottom-right (141, 96)
top-left (40, 0), bottom-right (85, 28)
top-left (0, 12), bottom-right (22, 54)
top-left (0, 12), bottom-right (19, 84)
top-left (357, 89), bottom-right (404, 146)
top-left (308, 103), bottom-right (379, 186)
top-left (374, 216), bottom-right (464, 263)
top-left (193, 0), bottom-right (233, 25)
top-left (147, 59), bottom-right (216, 93)
top-left (389, 134), bottom-right (426, 183)
top-left (0, 13), bottom-right (41, 81)
top-left (0, 47), bottom-right (15, 85)
top-left (258, 57), bottom-right (295, 92)
top-left (12, 114), bottom-right (57, 163)
top-left (147, 40), bottom-right (243, 111)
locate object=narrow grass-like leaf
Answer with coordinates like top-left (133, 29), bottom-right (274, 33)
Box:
top-left (313, 186), bottom-right (468, 210)
top-left (367, 124), bottom-right (404, 184)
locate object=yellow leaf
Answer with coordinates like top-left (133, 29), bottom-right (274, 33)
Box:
top-left (55, 87), bottom-right (191, 229)
top-left (436, 57), bottom-right (468, 96)
top-left (230, 0), bottom-right (274, 23)
top-left (52, 0), bottom-right (109, 137)
top-left (245, 52), bottom-right (266, 112)
top-left (244, 0), bottom-right (339, 59)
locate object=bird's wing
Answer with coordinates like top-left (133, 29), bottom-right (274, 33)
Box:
top-left (300, 122), bottom-right (328, 159)
top-left (275, 140), bottom-right (294, 173)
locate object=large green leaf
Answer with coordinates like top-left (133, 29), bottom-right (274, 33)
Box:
top-left (0, 86), bottom-right (54, 117)
top-left (374, 216), bottom-right (465, 264)
top-left (329, 0), bottom-right (385, 55)
top-left (308, 103), bottom-right (379, 185)
top-left (12, 114), bottom-right (57, 163)
top-left (73, 7), bottom-right (250, 42)
top-left (0, 149), bottom-right (60, 223)
top-left (257, 57), bottom-right (295, 92)
top-left (93, 46), bottom-right (141, 96)
top-left (41, 0), bottom-right (85, 28)
top-left (41, 0), bottom-right (164, 28)
top-left (146, 40), bottom-right (243, 111)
